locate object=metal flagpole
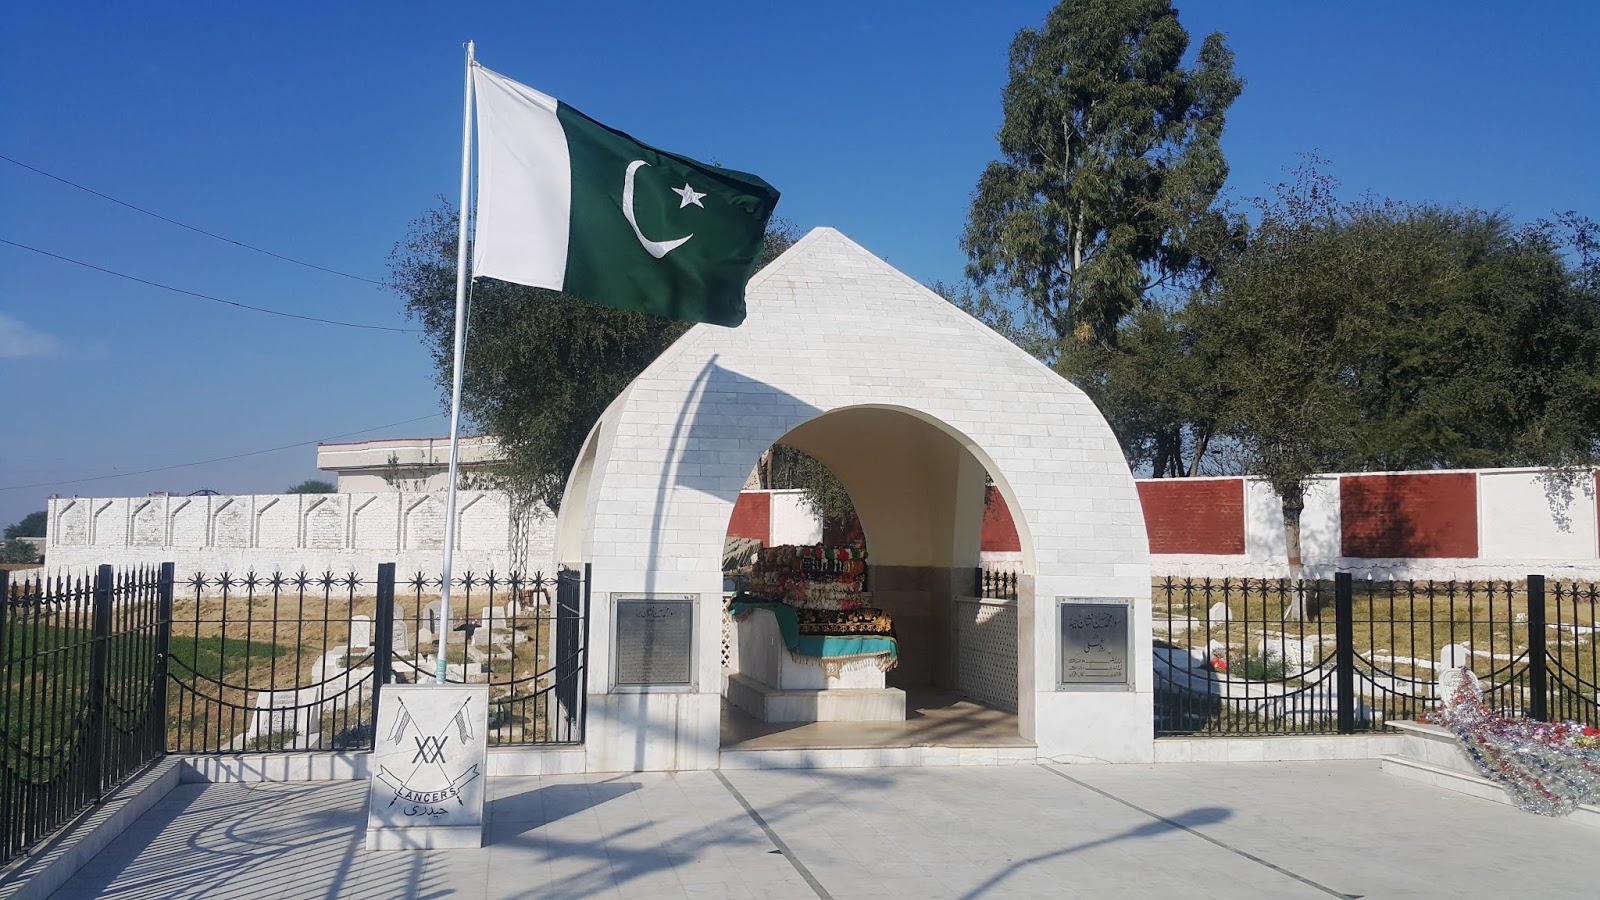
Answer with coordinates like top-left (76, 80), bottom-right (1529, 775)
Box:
top-left (436, 39), bottom-right (476, 684)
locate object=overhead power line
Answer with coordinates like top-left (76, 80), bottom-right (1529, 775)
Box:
top-left (0, 238), bottom-right (420, 333)
top-left (0, 413), bottom-right (448, 493)
top-left (0, 153), bottom-right (386, 286)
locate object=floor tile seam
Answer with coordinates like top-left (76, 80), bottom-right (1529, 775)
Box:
top-left (712, 770), bottom-right (837, 900)
top-left (1037, 764), bottom-right (1359, 899)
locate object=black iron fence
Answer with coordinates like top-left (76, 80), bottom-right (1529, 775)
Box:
top-left (397, 566), bottom-right (590, 745)
top-left (169, 568), bottom-right (383, 753)
top-left (975, 567), bottom-right (1020, 600)
top-left (4, 560), bottom-right (591, 863)
top-left (2, 565), bottom-right (172, 866)
top-left (167, 564), bottom-right (590, 754)
top-left (1155, 573), bottom-right (1600, 736)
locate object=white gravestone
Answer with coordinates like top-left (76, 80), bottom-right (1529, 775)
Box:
top-left (366, 684), bottom-right (491, 850)
top-left (1207, 602), bottom-right (1230, 624)
top-left (392, 604), bottom-right (409, 655)
top-left (1438, 665), bottom-right (1482, 708)
top-left (349, 615), bottom-right (373, 652)
top-left (1436, 643), bottom-right (1477, 700)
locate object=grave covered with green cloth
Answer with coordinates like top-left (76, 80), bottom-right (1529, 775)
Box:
top-left (728, 599), bottom-right (898, 672)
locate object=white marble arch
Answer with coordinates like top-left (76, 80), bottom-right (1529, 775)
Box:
top-left (555, 227), bottom-right (1153, 771)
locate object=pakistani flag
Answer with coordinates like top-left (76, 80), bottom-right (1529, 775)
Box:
top-left (470, 64), bottom-right (780, 327)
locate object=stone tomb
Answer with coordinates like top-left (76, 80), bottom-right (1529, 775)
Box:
top-left (366, 684), bottom-right (490, 850)
top-left (726, 606), bottom-right (905, 723)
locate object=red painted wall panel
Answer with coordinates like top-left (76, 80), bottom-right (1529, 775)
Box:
top-left (981, 486), bottom-right (1023, 552)
top-left (1136, 480), bottom-right (1247, 555)
top-left (1340, 473), bottom-right (1477, 559)
top-left (726, 491), bottom-right (770, 543)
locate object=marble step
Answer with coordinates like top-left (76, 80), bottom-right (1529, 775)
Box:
top-left (1382, 720), bottom-right (1600, 830)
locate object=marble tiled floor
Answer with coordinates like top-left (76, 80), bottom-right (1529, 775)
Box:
top-left (51, 760), bottom-right (1600, 899)
top-left (720, 687), bottom-right (1032, 750)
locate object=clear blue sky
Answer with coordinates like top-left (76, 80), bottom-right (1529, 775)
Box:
top-left (3, 0), bottom-right (1596, 529)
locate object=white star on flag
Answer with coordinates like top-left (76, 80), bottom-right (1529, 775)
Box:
top-left (672, 183), bottom-right (706, 209)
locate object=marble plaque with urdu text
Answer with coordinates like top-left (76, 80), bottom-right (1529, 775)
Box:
top-left (613, 596), bottom-right (695, 687)
top-left (1058, 601), bottom-right (1130, 687)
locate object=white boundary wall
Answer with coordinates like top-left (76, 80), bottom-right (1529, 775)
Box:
top-left (44, 491), bottom-right (557, 583)
top-left (1151, 468), bottom-right (1600, 580)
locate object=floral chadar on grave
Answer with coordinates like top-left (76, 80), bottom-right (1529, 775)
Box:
top-left (1424, 668), bottom-right (1600, 816)
top-left (730, 545), bottom-right (898, 676)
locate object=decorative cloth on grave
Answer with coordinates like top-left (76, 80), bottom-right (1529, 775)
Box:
top-left (729, 600), bottom-right (898, 675)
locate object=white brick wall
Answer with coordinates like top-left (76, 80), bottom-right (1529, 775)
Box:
top-left (45, 490), bottom-right (558, 584)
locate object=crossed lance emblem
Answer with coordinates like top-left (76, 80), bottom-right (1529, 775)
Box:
top-left (376, 696), bottom-right (481, 808)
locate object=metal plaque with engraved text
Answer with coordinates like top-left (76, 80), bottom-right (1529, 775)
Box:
top-left (1059, 601), bottom-right (1130, 686)
top-left (613, 597), bottom-right (694, 687)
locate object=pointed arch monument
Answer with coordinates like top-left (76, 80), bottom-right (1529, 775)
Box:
top-left (555, 227), bottom-right (1152, 770)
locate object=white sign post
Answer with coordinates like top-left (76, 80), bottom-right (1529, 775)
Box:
top-left (365, 683), bottom-right (491, 850)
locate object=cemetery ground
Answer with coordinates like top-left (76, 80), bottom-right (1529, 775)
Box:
top-left (1153, 576), bottom-right (1600, 731)
top-left (43, 761), bottom-right (1598, 899)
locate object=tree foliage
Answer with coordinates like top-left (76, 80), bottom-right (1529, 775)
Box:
top-left (1191, 160), bottom-right (1600, 576)
top-left (285, 479), bottom-right (337, 494)
top-left (964, 0), bottom-right (1243, 344)
top-left (761, 445), bottom-right (857, 526)
top-left (4, 511), bottom-right (45, 539)
top-left (391, 200), bottom-right (799, 512)
top-left (1057, 302), bottom-right (1227, 477)
top-left (1, 539), bottom-right (40, 564)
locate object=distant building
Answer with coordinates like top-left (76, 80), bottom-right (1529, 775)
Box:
top-left (315, 435), bottom-right (503, 492)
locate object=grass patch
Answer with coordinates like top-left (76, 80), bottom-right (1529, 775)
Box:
top-left (167, 633), bottom-right (299, 679)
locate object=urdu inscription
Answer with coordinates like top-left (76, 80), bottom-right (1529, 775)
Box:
top-left (613, 595), bottom-right (695, 687)
top-left (1058, 600), bottom-right (1131, 687)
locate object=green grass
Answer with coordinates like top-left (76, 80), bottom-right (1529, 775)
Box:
top-left (5, 619), bottom-right (300, 766)
top-left (167, 633), bottom-right (298, 678)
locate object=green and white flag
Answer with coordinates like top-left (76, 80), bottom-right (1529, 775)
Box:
top-left (470, 64), bottom-right (780, 327)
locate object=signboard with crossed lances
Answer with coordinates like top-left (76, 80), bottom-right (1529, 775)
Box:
top-left (366, 683), bottom-right (491, 849)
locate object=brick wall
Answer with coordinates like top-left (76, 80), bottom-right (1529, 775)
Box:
top-left (1135, 479), bottom-right (1246, 555)
top-left (44, 490), bottom-right (557, 588)
top-left (1339, 473), bottom-right (1478, 559)
top-left (726, 492), bottom-right (770, 542)
top-left (980, 486), bottom-right (1022, 552)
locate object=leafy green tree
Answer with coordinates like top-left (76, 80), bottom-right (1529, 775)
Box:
top-left (1058, 302), bottom-right (1227, 477)
top-left (1195, 160), bottom-right (1600, 586)
top-left (963, 0), bottom-right (1243, 344)
top-left (760, 445), bottom-right (856, 526)
top-left (1, 539), bottom-right (40, 564)
top-left (391, 200), bottom-right (799, 512)
top-left (1191, 164), bottom-right (1362, 583)
top-left (285, 479), bottom-right (337, 494)
top-left (4, 511), bottom-right (45, 539)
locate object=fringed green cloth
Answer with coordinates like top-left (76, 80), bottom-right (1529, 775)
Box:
top-left (729, 600), bottom-right (898, 664)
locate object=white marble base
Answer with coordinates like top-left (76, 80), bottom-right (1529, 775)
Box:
top-left (365, 684), bottom-right (490, 850)
top-left (718, 744), bottom-right (1038, 770)
top-left (365, 825), bottom-right (486, 849)
top-left (0, 758), bottom-right (183, 900)
top-left (726, 673), bottom-right (905, 723)
top-left (734, 607), bottom-right (889, 691)
top-left (1381, 721), bottom-right (1600, 830)
top-left (1152, 734), bottom-right (1403, 763)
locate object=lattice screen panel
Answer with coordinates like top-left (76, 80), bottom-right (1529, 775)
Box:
top-left (956, 599), bottom-right (1018, 712)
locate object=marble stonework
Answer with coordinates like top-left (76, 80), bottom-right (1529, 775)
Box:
top-left (365, 684), bottom-right (490, 849)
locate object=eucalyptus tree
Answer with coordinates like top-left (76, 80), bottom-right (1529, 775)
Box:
top-left (963, 0), bottom-right (1243, 345)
